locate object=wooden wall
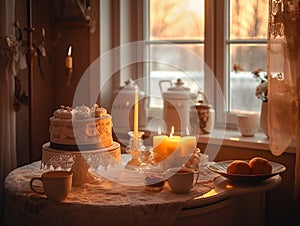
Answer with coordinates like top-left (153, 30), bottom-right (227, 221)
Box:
top-left (15, 0), bottom-right (99, 166)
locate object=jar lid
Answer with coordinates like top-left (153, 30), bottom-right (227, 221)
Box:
top-left (114, 79), bottom-right (145, 95)
top-left (167, 79), bottom-right (190, 92)
top-left (192, 102), bottom-right (212, 110)
top-left (163, 79), bottom-right (197, 100)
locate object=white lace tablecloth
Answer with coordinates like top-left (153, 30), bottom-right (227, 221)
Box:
top-left (3, 160), bottom-right (217, 226)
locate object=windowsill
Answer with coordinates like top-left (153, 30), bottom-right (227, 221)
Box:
top-left (146, 111), bottom-right (289, 153)
top-left (198, 128), bottom-right (296, 154)
top-left (115, 126), bottom-right (296, 155)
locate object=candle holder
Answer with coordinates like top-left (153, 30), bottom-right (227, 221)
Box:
top-left (66, 68), bottom-right (73, 86)
top-left (126, 131), bottom-right (151, 170)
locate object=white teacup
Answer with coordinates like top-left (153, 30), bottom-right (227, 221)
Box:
top-left (236, 113), bottom-right (260, 137)
top-left (167, 167), bottom-right (199, 194)
top-left (30, 171), bottom-right (73, 202)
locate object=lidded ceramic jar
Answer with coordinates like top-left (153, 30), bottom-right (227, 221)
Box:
top-left (112, 79), bottom-right (147, 133)
top-left (159, 78), bottom-right (197, 134)
top-left (189, 101), bottom-right (215, 135)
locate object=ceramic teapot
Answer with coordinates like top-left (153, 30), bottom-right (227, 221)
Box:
top-left (159, 78), bottom-right (197, 134)
top-left (112, 79), bottom-right (147, 133)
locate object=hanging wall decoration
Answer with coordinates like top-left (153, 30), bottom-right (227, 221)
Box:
top-left (0, 22), bottom-right (48, 111)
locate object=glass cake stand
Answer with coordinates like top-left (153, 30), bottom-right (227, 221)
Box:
top-left (41, 142), bottom-right (121, 186)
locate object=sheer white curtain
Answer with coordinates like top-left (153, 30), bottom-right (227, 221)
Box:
top-left (268, 0), bottom-right (300, 199)
top-left (0, 0), bottom-right (17, 215)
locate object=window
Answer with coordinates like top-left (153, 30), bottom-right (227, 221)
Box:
top-left (146, 0), bottom-right (269, 125)
top-left (227, 0), bottom-right (268, 112)
top-left (146, 0), bottom-right (205, 109)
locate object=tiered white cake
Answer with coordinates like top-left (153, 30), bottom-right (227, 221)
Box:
top-left (49, 105), bottom-right (113, 150)
top-left (41, 104), bottom-right (121, 185)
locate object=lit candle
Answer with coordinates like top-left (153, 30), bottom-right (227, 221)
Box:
top-left (181, 127), bottom-right (197, 155)
top-left (153, 127), bottom-right (168, 160)
top-left (65, 46), bottom-right (72, 69)
top-left (166, 132), bottom-right (181, 155)
top-left (158, 126), bottom-right (162, 135)
top-left (133, 85), bottom-right (139, 138)
top-left (152, 126), bottom-right (182, 161)
top-left (165, 126), bottom-right (181, 155)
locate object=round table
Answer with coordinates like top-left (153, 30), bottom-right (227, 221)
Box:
top-left (3, 160), bottom-right (281, 226)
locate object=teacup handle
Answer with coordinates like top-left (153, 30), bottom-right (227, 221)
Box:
top-left (193, 171), bottom-right (200, 187)
top-left (30, 177), bottom-right (45, 194)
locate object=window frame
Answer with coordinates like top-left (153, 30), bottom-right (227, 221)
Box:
top-left (144, 0), bottom-right (207, 120)
top-left (143, 0), bottom-right (268, 128)
top-left (223, 0), bottom-right (268, 126)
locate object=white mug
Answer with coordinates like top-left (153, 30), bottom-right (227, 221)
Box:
top-left (167, 167), bottom-right (199, 194)
top-left (236, 113), bottom-right (260, 137)
top-left (30, 171), bottom-right (73, 202)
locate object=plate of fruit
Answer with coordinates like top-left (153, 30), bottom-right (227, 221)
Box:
top-left (207, 157), bottom-right (286, 183)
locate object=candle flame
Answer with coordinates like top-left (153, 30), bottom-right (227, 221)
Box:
top-left (169, 126), bottom-right (174, 139)
top-left (171, 126), bottom-right (174, 134)
top-left (158, 126), bottom-right (161, 135)
top-left (42, 27), bottom-right (45, 37)
top-left (186, 126), bottom-right (190, 136)
top-left (67, 46), bottom-right (72, 56)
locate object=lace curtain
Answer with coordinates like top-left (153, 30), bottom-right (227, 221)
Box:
top-left (0, 0), bottom-right (17, 217)
top-left (268, 0), bottom-right (300, 198)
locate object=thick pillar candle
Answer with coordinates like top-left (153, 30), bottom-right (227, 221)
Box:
top-left (181, 136), bottom-right (197, 155)
top-left (166, 134), bottom-right (181, 155)
top-left (153, 135), bottom-right (168, 157)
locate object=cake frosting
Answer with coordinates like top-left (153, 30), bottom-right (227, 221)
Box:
top-left (49, 104), bottom-right (113, 150)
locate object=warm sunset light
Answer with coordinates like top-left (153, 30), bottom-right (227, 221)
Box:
top-left (150, 0), bottom-right (205, 40)
top-left (150, 0), bottom-right (268, 40)
top-left (2, 1), bottom-right (296, 226)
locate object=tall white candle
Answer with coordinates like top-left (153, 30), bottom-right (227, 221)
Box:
top-left (134, 85), bottom-right (139, 138)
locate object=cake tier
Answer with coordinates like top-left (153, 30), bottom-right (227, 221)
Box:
top-left (49, 115), bottom-right (113, 150)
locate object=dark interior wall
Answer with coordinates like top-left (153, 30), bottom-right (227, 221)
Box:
top-left (14, 0), bottom-right (29, 166)
top-left (30, 0), bottom-right (55, 162)
top-left (14, 0), bottom-right (99, 166)
top-left (15, 0), bottom-right (54, 165)
top-left (51, 22), bottom-right (91, 108)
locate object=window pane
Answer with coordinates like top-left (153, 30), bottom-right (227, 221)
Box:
top-left (149, 0), bottom-right (205, 40)
top-left (229, 44), bottom-right (267, 112)
top-left (227, 0), bottom-right (268, 114)
top-left (230, 0), bottom-right (268, 39)
top-left (230, 44), bottom-right (267, 71)
top-left (149, 44), bottom-right (204, 108)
